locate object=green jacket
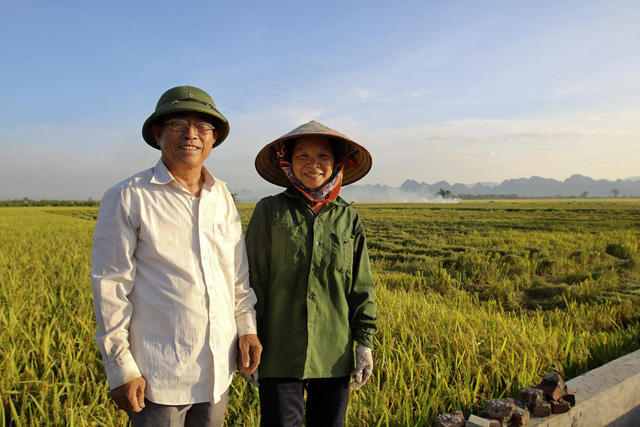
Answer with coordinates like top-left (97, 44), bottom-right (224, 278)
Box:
top-left (245, 188), bottom-right (377, 379)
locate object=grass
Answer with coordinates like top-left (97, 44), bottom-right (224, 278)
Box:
top-left (1, 200), bottom-right (640, 425)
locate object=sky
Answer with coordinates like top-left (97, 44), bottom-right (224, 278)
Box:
top-left (1, 0), bottom-right (638, 200)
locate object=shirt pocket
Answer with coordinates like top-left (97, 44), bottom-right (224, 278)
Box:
top-left (272, 220), bottom-right (302, 266)
top-left (213, 222), bottom-right (239, 269)
top-left (331, 231), bottom-right (354, 273)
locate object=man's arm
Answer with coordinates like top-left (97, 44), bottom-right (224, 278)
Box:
top-left (91, 190), bottom-right (144, 402)
top-left (228, 199), bottom-right (261, 373)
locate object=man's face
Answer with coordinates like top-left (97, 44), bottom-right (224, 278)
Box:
top-left (291, 136), bottom-right (335, 189)
top-left (152, 112), bottom-right (218, 173)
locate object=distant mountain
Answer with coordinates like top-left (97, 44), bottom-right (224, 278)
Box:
top-left (342, 174), bottom-right (640, 202)
top-left (233, 187), bottom-right (281, 203)
top-left (232, 174), bottom-right (640, 203)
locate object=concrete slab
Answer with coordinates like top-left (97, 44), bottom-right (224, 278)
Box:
top-left (528, 349), bottom-right (640, 427)
top-left (467, 414), bottom-right (494, 427)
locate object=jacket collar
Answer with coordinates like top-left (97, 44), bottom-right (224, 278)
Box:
top-left (284, 186), bottom-right (350, 207)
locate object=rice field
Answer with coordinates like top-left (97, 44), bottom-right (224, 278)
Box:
top-left (1, 199), bottom-right (639, 425)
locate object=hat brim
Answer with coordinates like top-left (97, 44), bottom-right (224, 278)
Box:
top-left (255, 125), bottom-right (372, 187)
top-left (141, 102), bottom-right (230, 149)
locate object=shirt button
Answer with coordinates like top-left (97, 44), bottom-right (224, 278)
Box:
top-left (308, 294), bottom-right (315, 300)
top-left (314, 241), bottom-right (320, 246)
top-left (312, 267), bottom-right (317, 273)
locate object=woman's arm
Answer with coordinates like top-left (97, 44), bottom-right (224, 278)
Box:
top-left (245, 200), bottom-right (272, 326)
top-left (348, 217), bottom-right (378, 348)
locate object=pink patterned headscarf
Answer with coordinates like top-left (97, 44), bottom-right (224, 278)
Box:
top-left (276, 142), bottom-right (356, 207)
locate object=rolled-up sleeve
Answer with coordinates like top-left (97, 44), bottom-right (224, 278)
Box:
top-left (91, 189), bottom-right (142, 389)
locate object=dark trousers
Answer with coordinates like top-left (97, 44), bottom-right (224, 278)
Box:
top-left (129, 392), bottom-right (229, 427)
top-left (259, 377), bottom-right (350, 427)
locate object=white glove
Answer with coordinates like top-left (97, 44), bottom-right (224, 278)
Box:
top-left (350, 344), bottom-right (373, 390)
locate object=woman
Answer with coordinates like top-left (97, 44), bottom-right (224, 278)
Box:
top-left (245, 121), bottom-right (377, 426)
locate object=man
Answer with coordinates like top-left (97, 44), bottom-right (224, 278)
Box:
top-left (91, 85), bottom-right (261, 426)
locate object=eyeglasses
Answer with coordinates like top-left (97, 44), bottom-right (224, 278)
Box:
top-left (164, 119), bottom-right (215, 135)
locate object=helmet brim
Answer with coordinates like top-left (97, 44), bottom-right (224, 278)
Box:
top-left (142, 95), bottom-right (230, 149)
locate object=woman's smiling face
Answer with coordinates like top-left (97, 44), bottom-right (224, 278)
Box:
top-left (291, 136), bottom-right (335, 189)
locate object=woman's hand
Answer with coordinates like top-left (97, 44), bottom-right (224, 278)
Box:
top-left (350, 344), bottom-right (373, 390)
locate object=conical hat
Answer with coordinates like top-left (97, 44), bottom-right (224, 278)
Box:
top-left (255, 120), bottom-right (372, 187)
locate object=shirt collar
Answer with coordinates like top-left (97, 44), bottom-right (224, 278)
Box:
top-left (150, 158), bottom-right (216, 193)
top-left (284, 186), bottom-right (350, 207)
top-left (201, 167), bottom-right (215, 193)
top-left (150, 159), bottom-right (173, 185)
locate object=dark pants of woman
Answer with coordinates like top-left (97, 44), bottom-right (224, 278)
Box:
top-left (259, 376), bottom-right (350, 427)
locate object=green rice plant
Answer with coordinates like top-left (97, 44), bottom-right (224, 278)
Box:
top-left (606, 242), bottom-right (636, 260)
top-left (2, 200), bottom-right (640, 425)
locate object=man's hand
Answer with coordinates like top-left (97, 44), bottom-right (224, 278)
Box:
top-left (238, 334), bottom-right (262, 375)
top-left (111, 376), bottom-right (146, 413)
top-left (238, 363), bottom-right (260, 388)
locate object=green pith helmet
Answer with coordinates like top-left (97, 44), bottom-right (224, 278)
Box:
top-left (141, 85), bottom-right (230, 149)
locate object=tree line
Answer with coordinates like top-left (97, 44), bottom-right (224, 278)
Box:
top-left (0, 198), bottom-right (100, 207)
top-left (1, 195), bottom-right (239, 207)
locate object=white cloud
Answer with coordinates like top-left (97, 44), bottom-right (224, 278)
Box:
top-left (351, 88), bottom-right (371, 102)
top-left (407, 89), bottom-right (429, 98)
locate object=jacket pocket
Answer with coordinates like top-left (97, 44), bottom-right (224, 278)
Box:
top-left (331, 231), bottom-right (354, 273)
top-left (272, 220), bottom-right (302, 266)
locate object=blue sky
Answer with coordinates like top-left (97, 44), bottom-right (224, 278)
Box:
top-left (1, 0), bottom-right (638, 199)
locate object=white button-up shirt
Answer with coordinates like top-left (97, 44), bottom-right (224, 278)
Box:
top-left (91, 159), bottom-right (257, 404)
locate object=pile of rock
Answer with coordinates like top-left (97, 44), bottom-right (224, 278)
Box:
top-left (434, 372), bottom-right (575, 426)
top-left (520, 372), bottom-right (575, 417)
